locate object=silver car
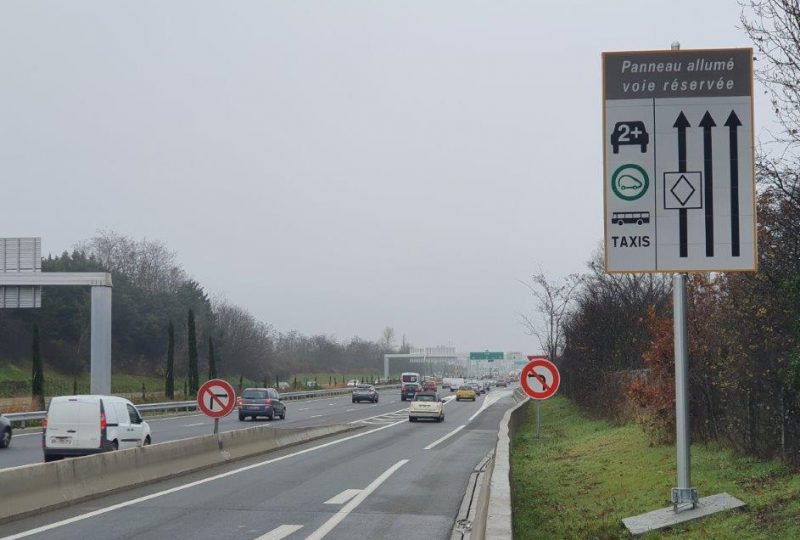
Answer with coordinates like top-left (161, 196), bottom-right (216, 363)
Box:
top-left (352, 384), bottom-right (379, 403)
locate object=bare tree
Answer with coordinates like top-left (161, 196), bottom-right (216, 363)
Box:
top-left (520, 269), bottom-right (582, 362)
top-left (380, 327), bottom-right (396, 352)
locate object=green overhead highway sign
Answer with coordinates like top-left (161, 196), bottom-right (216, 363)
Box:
top-left (470, 351), bottom-right (504, 361)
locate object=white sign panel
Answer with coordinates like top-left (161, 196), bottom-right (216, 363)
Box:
top-left (0, 237), bottom-right (42, 308)
top-left (603, 48), bottom-right (756, 272)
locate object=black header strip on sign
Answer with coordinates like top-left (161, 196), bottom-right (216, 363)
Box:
top-left (726, 111), bottom-right (742, 257)
top-left (700, 111), bottom-right (716, 257)
top-left (674, 112), bottom-right (690, 258)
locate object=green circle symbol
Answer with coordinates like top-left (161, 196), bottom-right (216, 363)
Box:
top-left (611, 164), bottom-right (649, 201)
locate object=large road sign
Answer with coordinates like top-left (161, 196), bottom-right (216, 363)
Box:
top-left (520, 356), bottom-right (560, 400)
top-left (197, 379), bottom-right (236, 418)
top-left (603, 48), bottom-right (756, 272)
top-left (470, 351), bottom-right (504, 361)
top-left (0, 238), bottom-right (42, 308)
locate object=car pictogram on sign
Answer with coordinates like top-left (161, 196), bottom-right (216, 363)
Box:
top-left (611, 121), bottom-right (649, 153)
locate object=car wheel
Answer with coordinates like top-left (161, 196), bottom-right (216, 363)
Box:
top-left (409, 417), bottom-right (415, 422)
top-left (44, 454), bottom-right (59, 463)
top-left (239, 413), bottom-right (245, 421)
top-left (267, 411), bottom-right (274, 421)
top-left (0, 428), bottom-right (10, 448)
top-left (144, 435), bottom-right (151, 446)
top-left (251, 415), bottom-right (257, 421)
top-left (352, 399), bottom-right (356, 403)
top-left (401, 396), bottom-right (405, 401)
top-left (111, 439), bottom-right (119, 451)
top-left (280, 408), bottom-right (286, 420)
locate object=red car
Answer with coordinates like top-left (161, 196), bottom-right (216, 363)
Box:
top-left (422, 380), bottom-right (437, 392)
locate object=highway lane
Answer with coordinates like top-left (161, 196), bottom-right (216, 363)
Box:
top-left (0, 388), bottom-right (415, 470)
top-left (0, 387), bottom-right (517, 540)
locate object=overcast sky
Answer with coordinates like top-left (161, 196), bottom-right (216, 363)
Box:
top-left (1, 1), bottom-right (774, 354)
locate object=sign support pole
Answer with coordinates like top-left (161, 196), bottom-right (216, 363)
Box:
top-left (535, 400), bottom-right (541, 438)
top-left (672, 272), bottom-right (697, 510)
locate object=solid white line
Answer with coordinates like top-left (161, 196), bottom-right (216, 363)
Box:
top-left (310, 414), bottom-right (323, 418)
top-left (305, 459), bottom-right (408, 540)
top-left (345, 408), bottom-right (357, 412)
top-left (254, 524), bottom-right (303, 540)
top-left (424, 425), bottom-right (466, 450)
top-left (0, 420), bottom-right (406, 540)
top-left (183, 422), bottom-right (205, 427)
top-left (9, 432), bottom-right (40, 438)
top-left (298, 408), bottom-right (310, 411)
top-left (323, 489), bottom-right (361, 505)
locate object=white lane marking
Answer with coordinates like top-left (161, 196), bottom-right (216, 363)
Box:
top-left (424, 425), bottom-right (466, 450)
top-left (323, 489), bottom-right (361, 505)
top-left (0, 420), bottom-right (406, 540)
top-left (345, 408), bottom-right (357, 412)
top-left (467, 391), bottom-right (511, 422)
top-left (8, 432), bottom-right (40, 438)
top-left (305, 460), bottom-right (408, 540)
top-left (328, 403), bottom-right (336, 406)
top-left (183, 422), bottom-right (205, 427)
top-left (310, 414), bottom-right (323, 418)
top-left (348, 408), bottom-right (408, 425)
top-left (254, 524), bottom-right (303, 540)
top-left (298, 408), bottom-right (310, 411)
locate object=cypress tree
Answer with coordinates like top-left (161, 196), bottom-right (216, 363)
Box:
top-left (208, 336), bottom-right (217, 379)
top-left (187, 309), bottom-right (199, 395)
top-left (31, 324), bottom-right (45, 409)
top-left (166, 321), bottom-right (175, 400)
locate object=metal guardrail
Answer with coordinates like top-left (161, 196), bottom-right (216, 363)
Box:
top-left (3, 384), bottom-right (401, 427)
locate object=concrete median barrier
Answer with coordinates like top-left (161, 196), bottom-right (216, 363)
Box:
top-left (0, 423), bottom-right (362, 524)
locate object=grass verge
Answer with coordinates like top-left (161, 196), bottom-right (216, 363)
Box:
top-left (511, 396), bottom-right (800, 539)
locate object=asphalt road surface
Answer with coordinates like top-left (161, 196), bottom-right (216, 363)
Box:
top-left (2, 388), bottom-right (427, 469)
top-left (0, 387), bottom-right (517, 540)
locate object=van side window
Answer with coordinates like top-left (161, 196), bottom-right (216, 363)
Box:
top-left (126, 404), bottom-right (141, 424)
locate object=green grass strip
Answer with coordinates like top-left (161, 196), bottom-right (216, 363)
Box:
top-left (511, 396), bottom-right (800, 539)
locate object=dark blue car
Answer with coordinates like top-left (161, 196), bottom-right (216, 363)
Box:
top-left (238, 388), bottom-right (286, 421)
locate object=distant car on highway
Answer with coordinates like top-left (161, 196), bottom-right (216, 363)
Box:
top-left (43, 395), bottom-right (151, 462)
top-left (456, 385), bottom-right (477, 402)
top-left (0, 412), bottom-right (11, 449)
top-left (495, 379), bottom-right (508, 387)
top-left (346, 379), bottom-right (360, 387)
top-left (422, 378), bottom-right (437, 392)
top-left (408, 392), bottom-right (445, 422)
top-left (400, 382), bottom-right (421, 401)
top-left (238, 388), bottom-right (286, 421)
top-left (352, 384), bottom-right (379, 403)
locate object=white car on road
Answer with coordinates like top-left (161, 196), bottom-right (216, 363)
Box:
top-left (408, 392), bottom-right (446, 423)
top-left (44, 395), bottom-right (151, 462)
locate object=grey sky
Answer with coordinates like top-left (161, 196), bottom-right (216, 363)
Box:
top-left (1, 1), bottom-right (772, 353)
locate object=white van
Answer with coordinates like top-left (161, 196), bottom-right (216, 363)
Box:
top-left (43, 395), bottom-right (152, 462)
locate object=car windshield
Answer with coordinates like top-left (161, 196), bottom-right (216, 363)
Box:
top-left (415, 394), bottom-right (436, 402)
top-left (242, 390), bottom-right (268, 399)
top-left (356, 385), bottom-right (372, 390)
top-left (459, 386), bottom-right (472, 391)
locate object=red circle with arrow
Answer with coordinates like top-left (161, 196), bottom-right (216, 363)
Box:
top-left (520, 356), bottom-right (560, 400)
top-left (196, 379), bottom-right (237, 418)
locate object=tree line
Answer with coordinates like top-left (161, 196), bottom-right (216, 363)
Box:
top-left (0, 231), bottom-right (417, 394)
top-left (525, 1), bottom-right (800, 467)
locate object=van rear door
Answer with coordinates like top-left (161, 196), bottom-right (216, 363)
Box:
top-left (45, 397), bottom-right (101, 450)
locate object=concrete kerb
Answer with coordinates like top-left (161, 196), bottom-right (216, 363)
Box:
top-left (479, 388), bottom-right (530, 539)
top-left (0, 422), bottom-right (363, 524)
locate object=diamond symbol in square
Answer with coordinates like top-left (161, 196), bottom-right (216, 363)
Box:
top-left (670, 175), bottom-right (696, 206)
